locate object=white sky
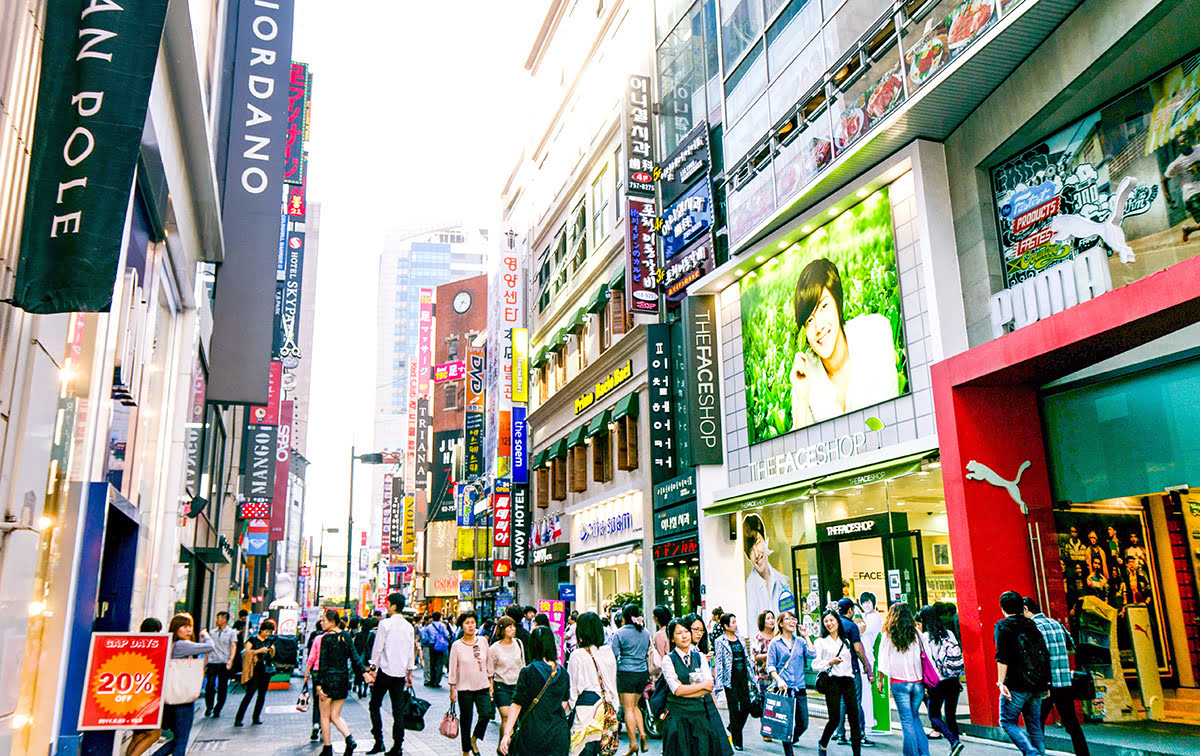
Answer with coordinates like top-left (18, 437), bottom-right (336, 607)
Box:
top-left (292, 1), bottom-right (543, 545)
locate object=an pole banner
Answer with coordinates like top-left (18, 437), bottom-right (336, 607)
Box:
top-left (13, 0), bottom-right (171, 313)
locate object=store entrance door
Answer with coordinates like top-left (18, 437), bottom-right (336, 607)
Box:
top-left (793, 530), bottom-right (927, 616)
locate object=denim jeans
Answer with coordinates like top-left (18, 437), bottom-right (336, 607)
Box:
top-left (890, 681), bottom-right (930, 756)
top-left (151, 702), bottom-right (195, 756)
top-left (1000, 690), bottom-right (1045, 756)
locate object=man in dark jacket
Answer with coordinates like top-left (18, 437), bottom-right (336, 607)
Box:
top-left (994, 591), bottom-right (1051, 756)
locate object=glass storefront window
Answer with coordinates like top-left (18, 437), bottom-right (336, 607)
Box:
top-left (767, 34), bottom-right (825, 122)
top-left (724, 93), bottom-right (772, 167)
top-left (773, 108), bottom-right (833, 200)
top-left (657, 0), bottom-right (698, 42)
top-left (721, 0), bottom-right (765, 70)
top-left (828, 22), bottom-right (904, 158)
top-left (725, 41), bottom-right (768, 123)
top-left (766, 0), bottom-right (822, 81)
top-left (658, 3), bottom-right (710, 155)
top-left (574, 550), bottom-right (643, 614)
top-left (726, 153), bottom-right (776, 241)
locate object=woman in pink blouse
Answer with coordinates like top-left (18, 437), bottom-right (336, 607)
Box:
top-left (448, 611), bottom-right (494, 756)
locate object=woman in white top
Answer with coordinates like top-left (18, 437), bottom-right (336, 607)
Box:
top-left (875, 603), bottom-right (931, 756)
top-left (659, 618), bottom-right (732, 756)
top-left (567, 612), bottom-right (619, 756)
top-left (491, 617), bottom-right (526, 742)
top-left (812, 610), bottom-right (861, 756)
top-left (790, 258), bottom-right (900, 428)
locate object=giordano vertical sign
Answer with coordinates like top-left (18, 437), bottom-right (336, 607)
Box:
top-left (13, 0), bottom-right (171, 313)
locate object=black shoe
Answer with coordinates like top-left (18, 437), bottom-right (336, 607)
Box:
top-left (319, 747), bottom-right (333, 756)
top-left (836, 738), bottom-right (850, 746)
top-left (204, 710), bottom-right (212, 717)
top-left (211, 711), bottom-right (221, 719)
top-left (385, 749), bottom-right (401, 756)
top-left (311, 727), bottom-right (320, 741)
top-left (862, 737), bottom-right (877, 747)
top-left (366, 743), bottom-right (386, 754)
top-left (251, 719), bottom-right (263, 725)
top-left (345, 735), bottom-right (357, 756)
top-left (234, 720), bottom-right (244, 727)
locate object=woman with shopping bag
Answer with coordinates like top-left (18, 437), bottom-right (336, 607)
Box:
top-left (765, 611), bottom-right (816, 756)
top-left (567, 612), bottom-right (619, 756)
top-left (154, 613), bottom-right (214, 756)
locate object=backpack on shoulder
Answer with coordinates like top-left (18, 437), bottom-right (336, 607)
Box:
top-left (1014, 626), bottom-right (1052, 690)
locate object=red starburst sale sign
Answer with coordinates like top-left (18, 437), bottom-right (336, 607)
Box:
top-left (78, 633), bottom-right (170, 730)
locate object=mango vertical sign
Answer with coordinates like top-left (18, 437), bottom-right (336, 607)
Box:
top-left (13, 0), bottom-right (172, 313)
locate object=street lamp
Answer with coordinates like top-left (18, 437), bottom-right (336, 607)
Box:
top-left (313, 526), bottom-right (339, 610)
top-left (348, 447), bottom-right (387, 615)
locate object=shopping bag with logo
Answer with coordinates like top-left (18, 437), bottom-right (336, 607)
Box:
top-left (760, 691), bottom-right (794, 741)
top-left (296, 683), bottom-right (310, 712)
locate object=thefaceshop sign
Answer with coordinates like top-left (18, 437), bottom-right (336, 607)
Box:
top-left (572, 494), bottom-right (644, 552)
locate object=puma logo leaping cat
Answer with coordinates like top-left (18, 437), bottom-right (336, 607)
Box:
top-left (965, 460), bottom-right (1031, 515)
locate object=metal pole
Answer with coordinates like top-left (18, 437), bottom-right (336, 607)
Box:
top-left (315, 530), bottom-right (324, 609)
top-left (346, 446), bottom-right (355, 614)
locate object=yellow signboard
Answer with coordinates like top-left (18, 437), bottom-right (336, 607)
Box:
top-left (512, 328), bottom-right (528, 403)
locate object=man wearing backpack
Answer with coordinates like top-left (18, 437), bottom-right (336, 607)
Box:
top-left (427, 611), bottom-right (450, 687)
top-left (1024, 597), bottom-right (1089, 756)
top-left (994, 591), bottom-right (1051, 756)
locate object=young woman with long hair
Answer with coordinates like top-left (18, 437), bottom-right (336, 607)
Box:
top-left (876, 603), bottom-right (931, 756)
top-left (498, 626), bottom-right (571, 756)
top-left (713, 612), bottom-right (753, 750)
top-left (918, 605), bottom-right (964, 756)
top-left (491, 616), bottom-right (525, 743)
top-left (685, 613), bottom-right (711, 658)
top-left (448, 611), bottom-right (494, 756)
top-left (304, 609), bottom-right (365, 756)
top-left (766, 611), bottom-right (816, 756)
top-left (752, 610), bottom-right (776, 742)
top-left (152, 613), bottom-right (213, 756)
top-left (813, 610), bottom-right (860, 756)
top-left (610, 604), bottom-right (651, 755)
top-left (567, 612), bottom-right (618, 756)
top-left (659, 618), bottom-right (732, 756)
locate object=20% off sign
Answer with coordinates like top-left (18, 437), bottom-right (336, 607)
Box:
top-left (78, 633), bottom-right (171, 730)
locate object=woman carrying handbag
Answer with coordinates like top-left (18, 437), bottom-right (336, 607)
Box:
top-left (766, 611), bottom-right (816, 756)
top-left (567, 612), bottom-right (619, 756)
top-left (499, 627), bottom-right (571, 756)
top-left (876, 603), bottom-right (931, 756)
top-left (155, 613), bottom-right (213, 756)
top-left (448, 611), bottom-right (494, 756)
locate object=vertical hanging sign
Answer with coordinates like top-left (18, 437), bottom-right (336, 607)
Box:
top-left (404, 360), bottom-right (418, 495)
top-left (464, 343), bottom-right (486, 481)
top-left (269, 401), bottom-right (293, 539)
top-left (283, 62), bottom-right (309, 185)
top-left (626, 197), bottom-right (660, 314)
top-left (381, 474), bottom-right (392, 554)
top-left (683, 295), bottom-right (723, 463)
top-left (646, 324), bottom-right (675, 485)
top-left (511, 328), bottom-right (529, 403)
top-left (208, 0), bottom-right (296, 405)
top-left (13, 0), bottom-right (172, 313)
top-left (511, 485), bottom-right (531, 569)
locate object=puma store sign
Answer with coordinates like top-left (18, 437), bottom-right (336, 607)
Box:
top-left (988, 247), bottom-right (1112, 339)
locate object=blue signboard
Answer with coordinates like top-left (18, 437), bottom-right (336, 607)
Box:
top-left (661, 179), bottom-right (713, 260)
top-left (558, 583), bottom-right (577, 601)
top-left (459, 580), bottom-right (474, 601)
top-left (455, 483), bottom-right (475, 527)
top-left (512, 406), bottom-right (528, 484)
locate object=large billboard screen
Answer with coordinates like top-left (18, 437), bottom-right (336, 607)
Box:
top-left (739, 187), bottom-right (908, 445)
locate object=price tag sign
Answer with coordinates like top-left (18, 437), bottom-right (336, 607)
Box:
top-left (79, 632), bottom-right (170, 730)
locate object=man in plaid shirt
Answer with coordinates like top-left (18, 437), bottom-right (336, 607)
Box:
top-left (1024, 598), bottom-right (1089, 756)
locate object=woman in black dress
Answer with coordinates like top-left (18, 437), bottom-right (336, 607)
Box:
top-left (661, 618), bottom-right (733, 756)
top-left (498, 626), bottom-right (571, 756)
top-left (305, 608), bottom-right (366, 756)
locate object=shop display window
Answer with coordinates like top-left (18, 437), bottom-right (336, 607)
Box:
top-left (574, 550), bottom-right (644, 615)
top-left (616, 415), bottom-right (639, 471)
top-left (773, 104), bottom-right (834, 202)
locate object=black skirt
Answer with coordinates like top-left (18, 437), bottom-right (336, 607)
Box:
top-left (494, 681), bottom-right (517, 708)
top-left (662, 695), bottom-right (733, 756)
top-left (617, 670), bottom-right (650, 695)
top-left (317, 669), bottom-right (351, 701)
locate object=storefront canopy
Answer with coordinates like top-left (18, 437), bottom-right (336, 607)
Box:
top-left (550, 438), bottom-right (568, 459)
top-left (609, 267), bottom-right (626, 291)
top-left (530, 347), bottom-right (547, 369)
top-left (586, 284), bottom-right (610, 314)
top-left (567, 308), bottom-right (588, 333)
top-left (567, 426), bottom-right (587, 447)
top-left (533, 450), bottom-right (549, 468)
top-left (612, 392), bottom-right (638, 421)
top-left (587, 410), bottom-right (612, 437)
top-left (549, 328), bottom-right (568, 351)
top-left (704, 450), bottom-right (936, 515)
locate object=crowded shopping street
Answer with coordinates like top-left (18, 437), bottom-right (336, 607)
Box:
top-left (1, 0), bottom-right (1199, 755)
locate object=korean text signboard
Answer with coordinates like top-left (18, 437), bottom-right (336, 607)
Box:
top-left (433, 361), bottom-right (465, 382)
top-left (79, 633), bottom-right (170, 730)
top-left (493, 479), bottom-right (512, 549)
top-left (13, 0), bottom-right (171, 313)
top-left (661, 179), bottom-right (714, 260)
top-left (659, 122), bottom-right (711, 208)
top-left (625, 197), bottom-right (660, 314)
top-left (646, 324), bottom-right (675, 484)
top-left (511, 485), bottom-right (531, 569)
top-left (663, 238), bottom-right (714, 304)
top-left (464, 343), bottom-right (485, 481)
top-left (623, 75), bottom-right (655, 197)
top-left (418, 288), bottom-right (434, 396)
top-left (381, 473), bottom-right (393, 553)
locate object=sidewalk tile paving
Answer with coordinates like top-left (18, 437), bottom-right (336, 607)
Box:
top-left (185, 677), bottom-right (1049, 756)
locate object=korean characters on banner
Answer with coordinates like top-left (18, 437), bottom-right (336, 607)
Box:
top-left (390, 476), bottom-right (404, 553)
top-left (511, 485), bottom-right (531, 569)
top-left (418, 288), bottom-right (434, 395)
top-left (464, 343), bottom-right (486, 481)
top-left (487, 231), bottom-right (525, 479)
top-left (493, 479), bottom-right (512, 576)
top-left (283, 62), bottom-right (309, 185)
top-left (626, 197), bottom-right (660, 314)
top-left (382, 474), bottom-right (393, 553)
top-left (623, 74), bottom-right (656, 196)
top-left (646, 324), bottom-right (675, 485)
top-left (405, 361), bottom-right (419, 493)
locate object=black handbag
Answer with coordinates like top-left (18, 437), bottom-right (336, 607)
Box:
top-left (813, 640), bottom-right (845, 695)
top-left (404, 693), bottom-right (431, 731)
top-left (1070, 671), bottom-right (1095, 701)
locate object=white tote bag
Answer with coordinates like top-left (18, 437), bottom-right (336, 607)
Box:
top-left (162, 657), bottom-right (205, 705)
